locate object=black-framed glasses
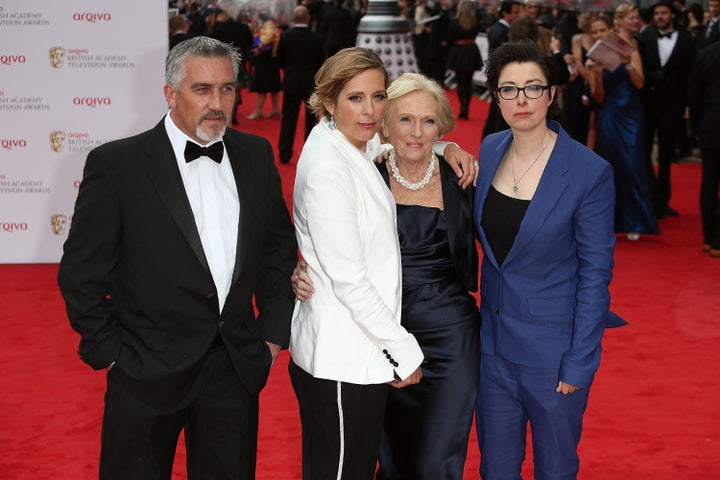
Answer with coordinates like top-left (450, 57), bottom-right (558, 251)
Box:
top-left (496, 85), bottom-right (550, 100)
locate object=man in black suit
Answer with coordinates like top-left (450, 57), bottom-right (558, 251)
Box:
top-left (318, 0), bottom-right (355, 57)
top-left (481, 0), bottom-right (521, 140)
top-left (168, 14), bottom-right (193, 50)
top-left (487, 0), bottom-right (521, 52)
top-left (276, 5), bottom-right (325, 164)
top-left (210, 9), bottom-right (253, 124)
top-left (638, 0), bottom-right (696, 218)
top-left (702, 0), bottom-right (720, 47)
top-left (425, 0), bottom-right (454, 86)
top-left (688, 40), bottom-right (720, 257)
top-left (57, 36), bottom-right (297, 479)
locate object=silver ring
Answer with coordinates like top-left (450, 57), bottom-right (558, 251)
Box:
top-left (473, 162), bottom-right (480, 167)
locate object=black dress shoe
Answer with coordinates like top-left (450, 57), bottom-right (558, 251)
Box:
top-left (664, 206), bottom-right (678, 217)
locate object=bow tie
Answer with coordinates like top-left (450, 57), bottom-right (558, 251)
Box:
top-left (184, 140), bottom-right (224, 163)
top-left (658, 31), bottom-right (674, 39)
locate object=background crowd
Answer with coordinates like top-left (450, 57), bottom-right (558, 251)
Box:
top-left (167, 0), bottom-right (720, 256)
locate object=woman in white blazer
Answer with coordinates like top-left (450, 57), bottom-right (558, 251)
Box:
top-left (289, 48), bottom-right (424, 480)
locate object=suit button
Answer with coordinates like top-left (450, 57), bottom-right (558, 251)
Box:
top-left (392, 361), bottom-right (399, 367)
top-left (494, 306), bottom-right (500, 314)
top-left (386, 353), bottom-right (392, 359)
top-left (382, 349), bottom-right (388, 355)
top-left (207, 293), bottom-right (217, 300)
top-left (218, 321), bottom-right (225, 328)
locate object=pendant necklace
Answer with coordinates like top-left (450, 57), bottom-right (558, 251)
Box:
top-left (388, 150), bottom-right (436, 191)
top-left (511, 131), bottom-right (551, 193)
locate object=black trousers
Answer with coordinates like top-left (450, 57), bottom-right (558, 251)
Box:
top-left (645, 105), bottom-right (682, 212)
top-left (700, 147), bottom-right (720, 248)
top-left (289, 360), bottom-right (388, 480)
top-left (454, 70), bottom-right (474, 118)
top-left (278, 85), bottom-right (316, 163)
top-left (99, 346), bottom-right (259, 480)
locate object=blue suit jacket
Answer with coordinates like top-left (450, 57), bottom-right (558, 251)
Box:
top-left (474, 121), bottom-right (623, 389)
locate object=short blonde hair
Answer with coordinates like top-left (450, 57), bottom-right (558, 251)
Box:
top-left (382, 73), bottom-right (455, 141)
top-left (614, 3), bottom-right (638, 29)
top-left (308, 48), bottom-right (390, 121)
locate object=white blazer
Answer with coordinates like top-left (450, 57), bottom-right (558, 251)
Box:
top-left (290, 118), bottom-right (424, 384)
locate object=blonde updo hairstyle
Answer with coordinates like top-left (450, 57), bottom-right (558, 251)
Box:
top-left (381, 73), bottom-right (455, 142)
top-left (308, 47), bottom-right (390, 121)
top-left (614, 3), bottom-right (638, 30)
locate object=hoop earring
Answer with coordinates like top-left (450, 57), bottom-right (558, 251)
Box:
top-left (329, 116), bottom-right (336, 130)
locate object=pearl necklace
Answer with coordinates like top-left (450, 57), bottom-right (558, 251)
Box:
top-left (511, 132), bottom-right (551, 193)
top-left (388, 150), bottom-right (436, 191)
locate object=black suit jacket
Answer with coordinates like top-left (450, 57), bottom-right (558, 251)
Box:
top-left (487, 21), bottom-right (509, 52)
top-left (689, 41), bottom-right (720, 149)
top-left (169, 32), bottom-right (194, 50)
top-left (378, 158), bottom-right (479, 292)
top-left (58, 120), bottom-right (297, 408)
top-left (638, 28), bottom-right (696, 113)
top-left (277, 26), bottom-right (325, 94)
top-left (701, 18), bottom-right (720, 47)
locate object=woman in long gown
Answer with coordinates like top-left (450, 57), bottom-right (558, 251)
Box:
top-left (375, 73), bottom-right (480, 480)
top-left (587, 9), bottom-right (659, 238)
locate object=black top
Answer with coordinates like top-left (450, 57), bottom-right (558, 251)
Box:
top-left (481, 185), bottom-right (530, 266)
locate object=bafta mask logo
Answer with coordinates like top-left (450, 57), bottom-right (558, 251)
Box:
top-left (49, 46), bottom-right (66, 68)
top-left (49, 131), bottom-right (66, 152)
top-left (50, 214), bottom-right (68, 235)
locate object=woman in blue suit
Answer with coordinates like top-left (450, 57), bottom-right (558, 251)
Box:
top-left (474, 41), bottom-right (622, 479)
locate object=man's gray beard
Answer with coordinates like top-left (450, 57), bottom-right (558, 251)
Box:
top-left (196, 125), bottom-right (226, 143)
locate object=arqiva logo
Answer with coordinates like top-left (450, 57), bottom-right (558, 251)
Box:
top-left (73, 96), bottom-right (111, 108)
top-left (1, 139), bottom-right (28, 150)
top-left (0, 54), bottom-right (27, 66)
top-left (0, 222), bottom-right (29, 233)
top-left (72, 12), bottom-right (112, 23)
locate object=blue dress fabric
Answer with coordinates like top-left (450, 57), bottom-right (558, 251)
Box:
top-left (595, 64), bottom-right (659, 234)
top-left (377, 205), bottom-right (480, 480)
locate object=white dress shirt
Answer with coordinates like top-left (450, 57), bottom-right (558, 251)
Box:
top-left (657, 29), bottom-right (677, 67)
top-left (164, 113), bottom-right (239, 312)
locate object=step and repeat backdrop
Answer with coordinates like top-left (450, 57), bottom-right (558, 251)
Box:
top-left (0, 1), bottom-right (168, 263)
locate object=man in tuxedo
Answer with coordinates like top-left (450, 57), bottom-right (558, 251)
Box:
top-left (168, 14), bottom-right (193, 50)
top-left (482, 0), bottom-right (521, 140)
top-left (210, 8), bottom-right (253, 124)
top-left (638, 0), bottom-right (696, 218)
top-left (276, 5), bottom-right (325, 164)
top-left (688, 40), bottom-right (720, 257)
top-left (487, 0), bottom-right (521, 52)
top-left (318, 0), bottom-right (355, 57)
top-left (702, 0), bottom-right (720, 47)
top-left (424, 0), bottom-right (454, 86)
top-left (57, 36), bottom-right (297, 479)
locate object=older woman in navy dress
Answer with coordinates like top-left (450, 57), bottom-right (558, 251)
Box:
top-left (474, 41), bottom-right (624, 479)
top-left (375, 73), bottom-right (480, 480)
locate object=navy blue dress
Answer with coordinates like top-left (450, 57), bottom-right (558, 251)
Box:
top-left (596, 64), bottom-right (659, 234)
top-left (377, 205), bottom-right (480, 480)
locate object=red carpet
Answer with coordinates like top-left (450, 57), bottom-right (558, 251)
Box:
top-left (1, 91), bottom-right (718, 479)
